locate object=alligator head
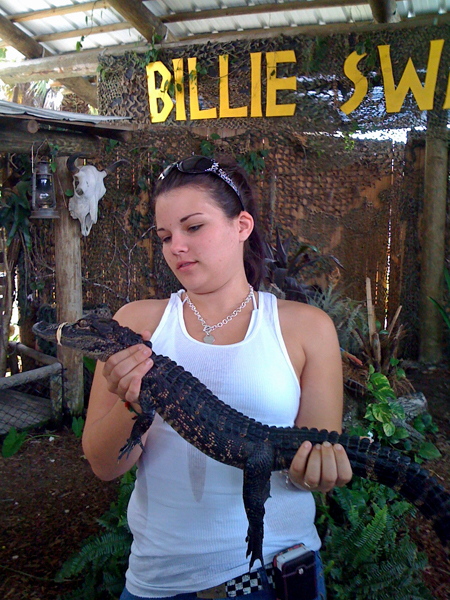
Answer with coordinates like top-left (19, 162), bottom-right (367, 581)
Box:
top-left (32, 315), bottom-right (146, 362)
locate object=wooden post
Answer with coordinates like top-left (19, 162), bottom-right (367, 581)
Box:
top-left (54, 157), bottom-right (84, 415)
top-left (419, 111), bottom-right (449, 363)
top-left (0, 228), bottom-right (12, 378)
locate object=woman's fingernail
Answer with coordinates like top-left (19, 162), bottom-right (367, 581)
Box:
top-left (335, 444), bottom-right (343, 451)
top-left (323, 441), bottom-right (331, 448)
top-left (315, 444), bottom-right (322, 451)
top-left (142, 348), bottom-right (150, 357)
top-left (303, 441), bottom-right (312, 450)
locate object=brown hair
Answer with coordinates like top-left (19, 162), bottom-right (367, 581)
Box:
top-left (153, 157), bottom-right (265, 289)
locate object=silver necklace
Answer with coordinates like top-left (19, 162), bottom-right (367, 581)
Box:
top-left (185, 285), bottom-right (254, 344)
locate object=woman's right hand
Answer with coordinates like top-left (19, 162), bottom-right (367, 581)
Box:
top-left (102, 330), bottom-right (153, 405)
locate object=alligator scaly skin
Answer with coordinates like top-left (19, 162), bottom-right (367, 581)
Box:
top-left (33, 316), bottom-right (450, 568)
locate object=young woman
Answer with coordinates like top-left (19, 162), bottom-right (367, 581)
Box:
top-left (82, 156), bottom-right (353, 600)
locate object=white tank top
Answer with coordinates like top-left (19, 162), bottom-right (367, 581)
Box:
top-left (125, 291), bottom-right (321, 598)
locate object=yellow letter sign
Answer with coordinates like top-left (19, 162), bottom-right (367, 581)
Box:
top-left (219, 55), bottom-right (247, 118)
top-left (146, 62), bottom-right (173, 123)
top-left (266, 51), bottom-right (297, 117)
top-left (340, 51), bottom-right (368, 115)
top-left (188, 57), bottom-right (217, 120)
top-left (379, 39), bottom-right (444, 113)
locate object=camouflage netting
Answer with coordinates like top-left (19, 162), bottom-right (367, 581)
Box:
top-left (29, 129), bottom-right (420, 343)
top-left (97, 25), bottom-right (450, 134)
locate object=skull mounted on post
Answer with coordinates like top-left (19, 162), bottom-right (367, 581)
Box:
top-left (66, 155), bottom-right (127, 236)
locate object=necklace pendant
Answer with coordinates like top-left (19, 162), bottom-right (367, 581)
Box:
top-left (203, 333), bottom-right (215, 344)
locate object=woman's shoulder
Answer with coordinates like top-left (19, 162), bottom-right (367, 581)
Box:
top-left (277, 297), bottom-right (332, 321)
top-left (113, 297), bottom-right (171, 335)
top-left (276, 298), bottom-right (337, 338)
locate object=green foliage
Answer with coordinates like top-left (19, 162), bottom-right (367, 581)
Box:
top-left (71, 416), bottom-right (85, 439)
top-left (362, 366), bottom-right (441, 461)
top-left (317, 478), bottom-right (433, 600)
top-left (304, 37), bottom-right (330, 74)
top-left (364, 366), bottom-right (403, 439)
top-left (237, 149), bottom-right (269, 177)
top-left (264, 228), bottom-right (343, 302)
top-left (141, 34), bottom-right (163, 66)
top-left (56, 469), bottom-right (136, 598)
top-left (2, 427), bottom-right (27, 457)
top-left (105, 139), bottom-right (119, 154)
top-left (199, 135), bottom-right (219, 158)
top-left (429, 267), bottom-right (450, 333)
top-left (48, 143), bottom-right (59, 173)
top-left (83, 357), bottom-right (97, 374)
top-left (307, 286), bottom-right (366, 356)
top-left (76, 36), bottom-right (85, 52)
top-left (0, 179), bottom-right (32, 248)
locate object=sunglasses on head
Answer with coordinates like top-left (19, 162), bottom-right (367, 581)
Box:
top-left (158, 156), bottom-right (245, 211)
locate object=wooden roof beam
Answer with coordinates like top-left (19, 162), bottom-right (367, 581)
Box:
top-left (161, 0), bottom-right (371, 24)
top-left (34, 22), bottom-right (133, 44)
top-left (0, 12), bottom-right (97, 107)
top-left (107, 0), bottom-right (173, 41)
top-left (0, 22), bottom-right (134, 47)
top-left (369, 0), bottom-right (401, 22)
top-left (6, 1), bottom-right (109, 23)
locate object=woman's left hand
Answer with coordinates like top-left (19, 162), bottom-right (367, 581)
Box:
top-left (288, 440), bottom-right (353, 493)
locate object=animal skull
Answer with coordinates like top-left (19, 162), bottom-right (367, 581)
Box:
top-left (66, 156), bottom-right (126, 236)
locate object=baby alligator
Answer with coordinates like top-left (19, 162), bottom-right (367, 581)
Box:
top-left (32, 315), bottom-right (450, 568)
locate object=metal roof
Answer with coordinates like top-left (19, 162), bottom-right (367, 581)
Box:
top-left (0, 0), bottom-right (448, 108)
top-left (0, 98), bottom-right (130, 121)
top-left (0, 0), bottom-right (448, 55)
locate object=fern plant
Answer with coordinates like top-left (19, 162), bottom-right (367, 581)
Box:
top-left (317, 478), bottom-right (433, 600)
top-left (56, 469), bottom-right (136, 599)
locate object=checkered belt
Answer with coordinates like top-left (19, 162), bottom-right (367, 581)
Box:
top-left (196, 566), bottom-right (276, 598)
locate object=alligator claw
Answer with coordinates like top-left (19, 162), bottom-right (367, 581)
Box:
top-left (118, 411), bottom-right (155, 460)
top-left (243, 444), bottom-right (274, 570)
top-left (245, 529), bottom-right (264, 571)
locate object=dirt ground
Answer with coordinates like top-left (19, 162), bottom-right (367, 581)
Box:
top-left (0, 364), bottom-right (449, 600)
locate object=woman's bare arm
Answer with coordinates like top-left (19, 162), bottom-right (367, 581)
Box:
top-left (82, 299), bottom-right (167, 480)
top-left (279, 301), bottom-right (353, 492)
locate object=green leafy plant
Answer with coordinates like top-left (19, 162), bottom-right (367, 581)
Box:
top-left (317, 478), bottom-right (433, 600)
top-left (307, 285), bottom-right (366, 357)
top-left (2, 426), bottom-right (27, 457)
top-left (347, 279), bottom-right (415, 399)
top-left (358, 366), bottom-right (441, 463)
top-left (263, 228), bottom-right (343, 302)
top-left (76, 36), bottom-right (85, 52)
top-left (105, 138), bottom-right (119, 154)
top-left (429, 267), bottom-right (450, 332)
top-left (56, 469), bottom-right (136, 598)
top-left (363, 366), bottom-right (409, 442)
top-left (0, 179), bottom-right (32, 248)
top-left (71, 416), bottom-right (85, 439)
top-left (141, 34), bottom-right (163, 66)
top-left (237, 149), bottom-right (269, 177)
top-left (83, 357), bottom-right (97, 374)
top-left (199, 133), bottom-right (220, 158)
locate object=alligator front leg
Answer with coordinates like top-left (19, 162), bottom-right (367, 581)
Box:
top-left (118, 409), bottom-right (155, 459)
top-left (243, 443), bottom-right (274, 570)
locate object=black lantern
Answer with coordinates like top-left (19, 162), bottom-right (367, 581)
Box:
top-left (30, 158), bottom-right (59, 219)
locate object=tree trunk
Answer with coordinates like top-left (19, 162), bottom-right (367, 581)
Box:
top-left (419, 111), bottom-right (449, 363)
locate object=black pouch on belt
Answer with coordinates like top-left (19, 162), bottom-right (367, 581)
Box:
top-left (273, 544), bottom-right (317, 600)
